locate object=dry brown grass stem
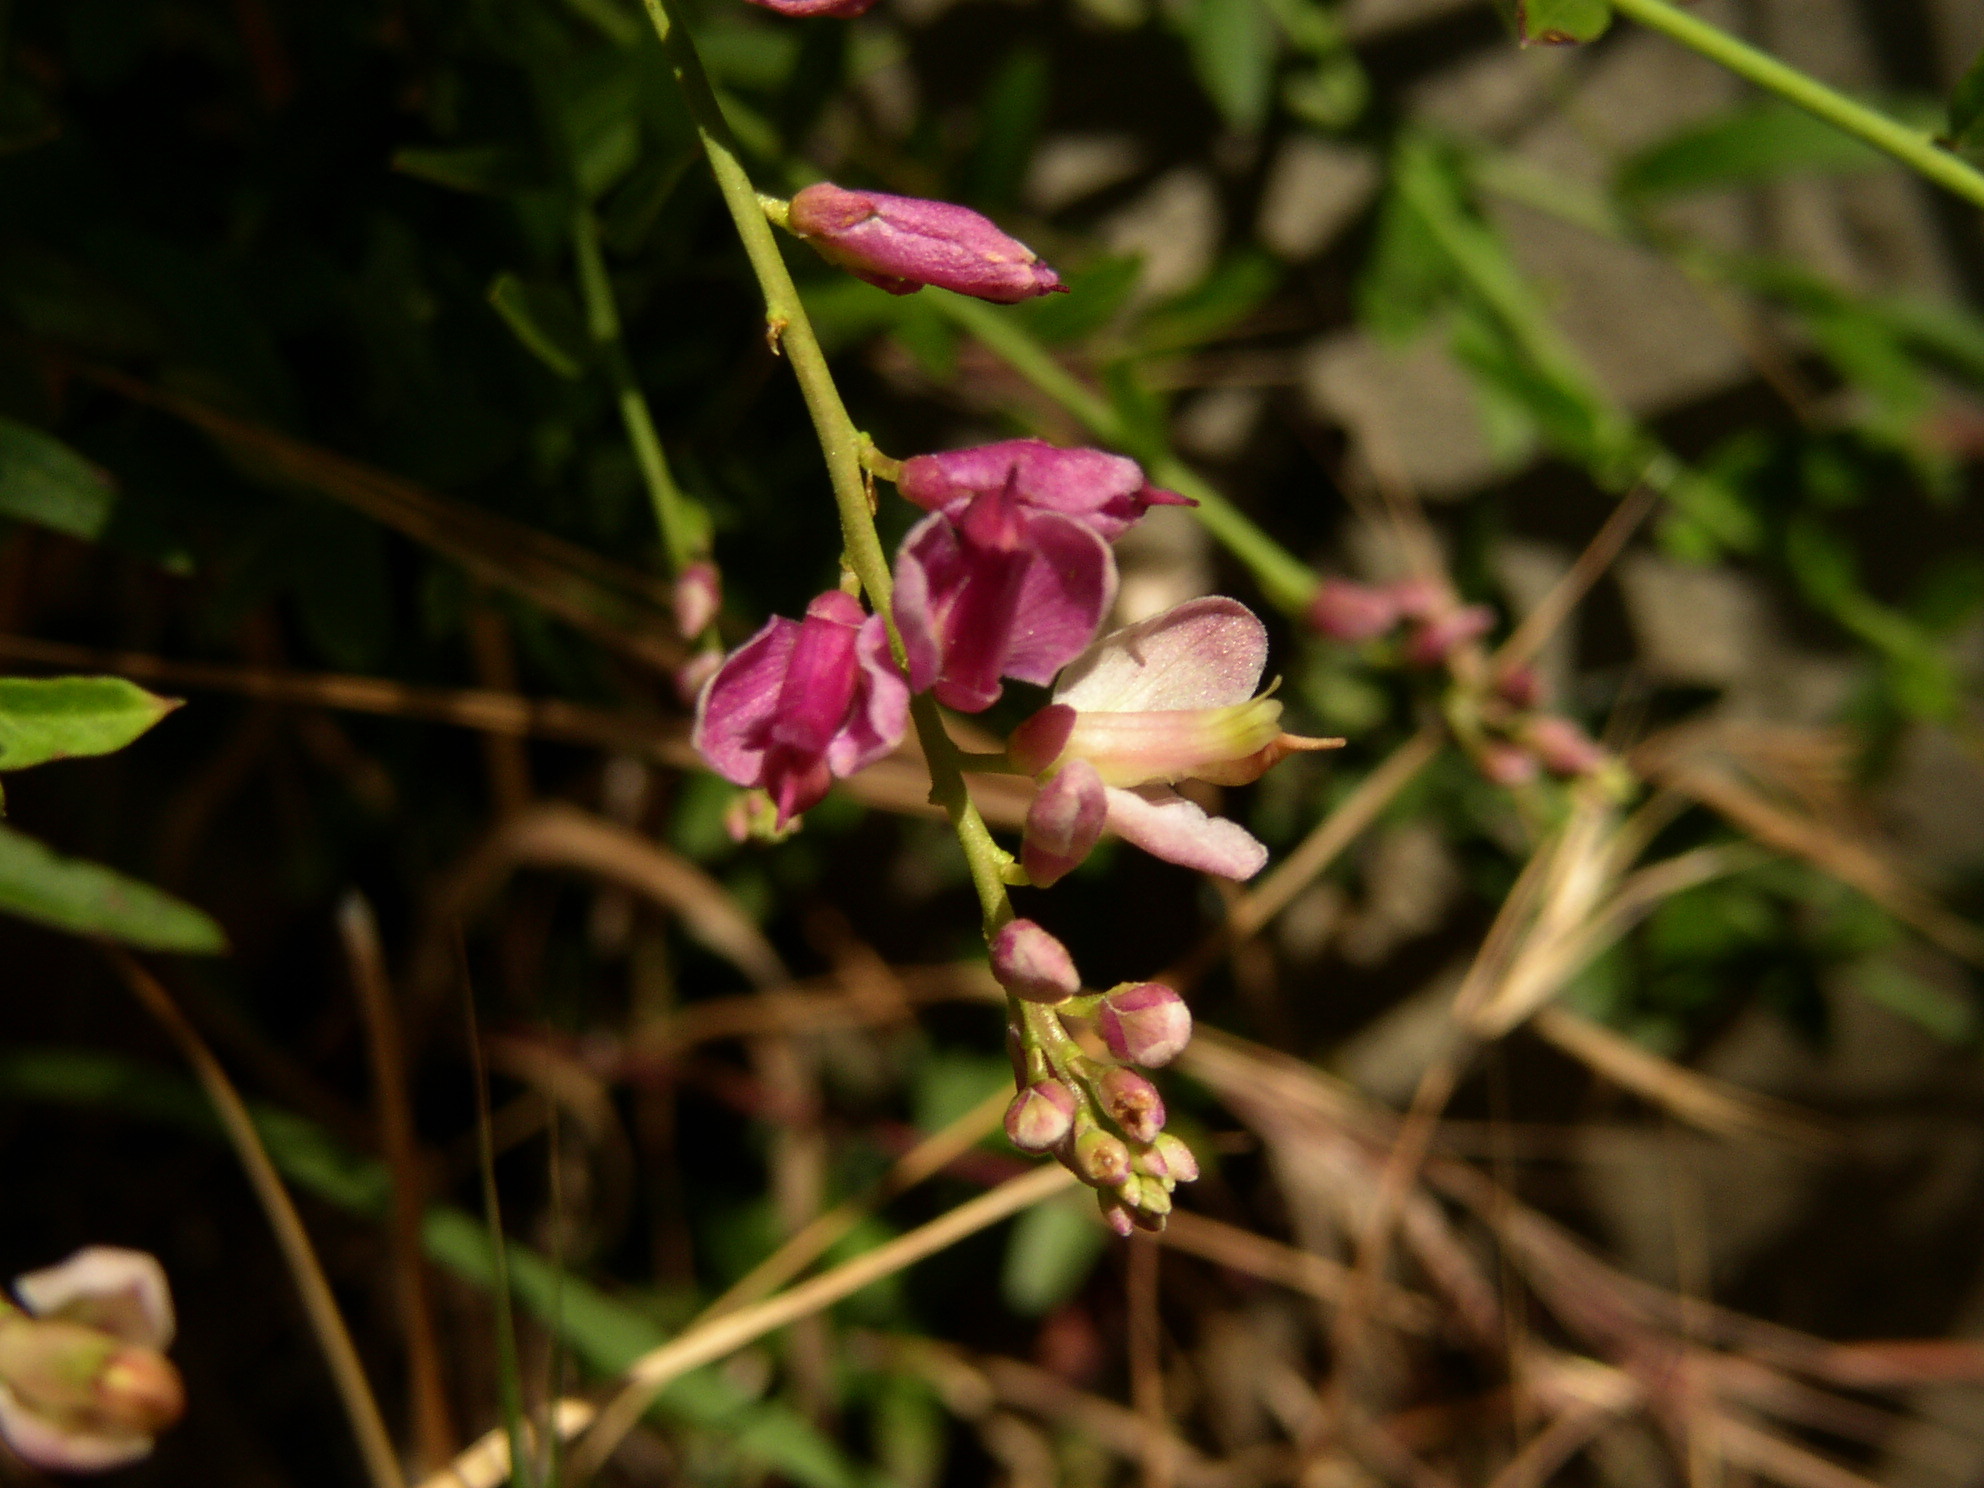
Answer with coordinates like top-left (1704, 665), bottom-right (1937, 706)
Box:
top-left (1129, 1235), bottom-right (1177, 1488)
top-left (111, 952), bottom-right (410, 1488)
top-left (1491, 483), bottom-right (1657, 677)
top-left (560, 1163), bottom-right (1080, 1483)
top-left (698, 1084), bottom-right (1012, 1321)
top-left (1159, 1211), bottom-right (1435, 1332)
top-left (341, 893), bottom-right (457, 1473)
top-left (423, 1399), bottom-right (597, 1488)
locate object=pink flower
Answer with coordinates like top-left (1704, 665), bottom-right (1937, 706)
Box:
top-left (1008, 598), bottom-right (1340, 881)
top-left (693, 590), bottom-right (909, 826)
top-left (745, 0), bottom-right (875, 15)
top-left (893, 475), bottom-right (1115, 713)
top-left (991, 918), bottom-right (1082, 1004)
top-left (787, 184), bottom-right (1065, 303)
top-left (899, 440), bottom-right (1192, 545)
top-left (0, 1248), bottom-right (183, 1472)
top-left (1524, 715), bottom-right (1607, 777)
top-left (673, 561), bottom-right (722, 640)
top-left (1307, 578), bottom-right (1400, 642)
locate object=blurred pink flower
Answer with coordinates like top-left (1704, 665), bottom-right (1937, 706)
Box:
top-left (693, 590), bottom-right (908, 826)
top-left (0, 1248), bottom-right (183, 1473)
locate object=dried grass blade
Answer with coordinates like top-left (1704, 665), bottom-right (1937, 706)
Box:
top-left (111, 952), bottom-right (409, 1488)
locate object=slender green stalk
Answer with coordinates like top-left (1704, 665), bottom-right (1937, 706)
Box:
top-left (636, 0), bottom-right (891, 612)
top-left (1610, 0), bottom-right (1984, 213)
top-left (929, 292), bottom-right (1320, 615)
top-left (571, 205), bottom-right (699, 575)
top-left (637, 0), bottom-right (1013, 938)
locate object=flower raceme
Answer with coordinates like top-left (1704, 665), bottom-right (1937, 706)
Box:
top-left (0, 1248), bottom-right (184, 1472)
top-left (693, 590), bottom-right (908, 827)
top-left (1006, 597), bottom-right (1341, 884)
top-left (893, 442), bottom-right (1185, 713)
top-left (784, 184), bottom-right (1065, 303)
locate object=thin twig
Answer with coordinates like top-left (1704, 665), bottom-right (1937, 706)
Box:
top-left (110, 951), bottom-right (409, 1488)
top-left (562, 1163), bottom-right (1078, 1482)
top-left (1491, 484), bottom-right (1656, 677)
top-left (342, 892), bottom-right (457, 1473)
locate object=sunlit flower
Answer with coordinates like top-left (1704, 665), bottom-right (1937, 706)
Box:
top-left (693, 590), bottom-right (908, 826)
top-left (1008, 597), bottom-right (1340, 881)
top-left (786, 184), bottom-right (1064, 302)
top-left (899, 440), bottom-right (1191, 545)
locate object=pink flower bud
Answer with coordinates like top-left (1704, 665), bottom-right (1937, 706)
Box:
top-left (1525, 715), bottom-right (1607, 777)
top-left (1097, 1195), bottom-right (1136, 1237)
top-left (1005, 1080), bottom-right (1077, 1152)
top-left (1404, 603), bottom-right (1496, 666)
top-left (1478, 741), bottom-right (1539, 788)
top-left (673, 561), bottom-right (722, 640)
top-left (1071, 1126), bottom-right (1132, 1187)
top-left (1143, 1132), bottom-right (1200, 1183)
top-left (787, 183), bottom-right (1066, 304)
top-left (1096, 982), bottom-right (1192, 1068)
top-left (1307, 579), bottom-right (1400, 642)
top-left (991, 919), bottom-right (1082, 1004)
top-left (1021, 759), bottom-right (1108, 888)
top-left (1097, 1067), bottom-right (1165, 1144)
top-left (744, 0), bottom-right (876, 15)
top-left (1495, 665), bottom-right (1544, 709)
top-left (1385, 576), bottom-right (1447, 621)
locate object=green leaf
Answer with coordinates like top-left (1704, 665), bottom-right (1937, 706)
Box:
top-left (1513, 0), bottom-right (1611, 45)
top-left (0, 675), bottom-right (179, 771)
top-left (488, 273), bottom-right (590, 379)
top-left (392, 144), bottom-right (547, 196)
top-left (1017, 254), bottom-right (1143, 345)
top-left (1186, 0), bottom-right (1276, 133)
top-left (1002, 1191), bottom-right (1106, 1314)
top-left (966, 48), bottom-right (1049, 211)
top-left (1620, 99), bottom-right (1888, 199)
top-left (0, 417), bottom-right (118, 541)
top-left (1948, 47), bottom-right (1984, 158)
top-left (0, 824), bottom-right (226, 952)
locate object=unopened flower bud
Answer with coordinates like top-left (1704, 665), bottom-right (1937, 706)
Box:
top-left (1097, 1067), bottom-right (1165, 1144)
top-left (1097, 1195), bottom-right (1136, 1237)
top-left (1404, 604), bottom-right (1496, 666)
top-left (1096, 982), bottom-right (1192, 1068)
top-left (1144, 1132), bottom-right (1200, 1184)
top-left (1116, 1172), bottom-right (1172, 1219)
top-left (1385, 576), bottom-right (1446, 621)
top-left (673, 561), bottom-right (722, 641)
top-left (991, 919), bottom-right (1082, 1004)
top-left (1071, 1126), bottom-right (1132, 1187)
top-left (1495, 664), bottom-right (1544, 709)
top-left (1005, 1080), bottom-right (1077, 1152)
top-left (1525, 715), bottom-right (1607, 777)
top-left (786, 184), bottom-right (1066, 303)
top-left (1021, 759), bottom-right (1108, 888)
top-left (744, 0), bottom-right (876, 16)
top-left (1308, 579), bottom-right (1400, 642)
top-left (1478, 741), bottom-right (1539, 788)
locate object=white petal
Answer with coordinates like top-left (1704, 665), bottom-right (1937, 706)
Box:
top-left (1053, 596), bottom-right (1267, 713)
top-left (14, 1248), bottom-right (175, 1349)
top-left (0, 1383), bottom-right (155, 1472)
top-left (1103, 784), bottom-right (1268, 880)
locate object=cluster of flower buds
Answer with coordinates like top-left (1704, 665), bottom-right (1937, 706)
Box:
top-left (992, 920), bottom-right (1199, 1232)
top-left (1469, 669), bottom-right (1613, 788)
top-left (0, 1248), bottom-right (184, 1472)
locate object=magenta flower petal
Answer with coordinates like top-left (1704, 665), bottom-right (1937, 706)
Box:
top-left (1102, 784), bottom-right (1269, 881)
top-left (788, 184), bottom-right (1064, 303)
top-left (1054, 596), bottom-right (1268, 713)
top-left (998, 512), bottom-right (1116, 687)
top-left (899, 439), bottom-right (1189, 543)
top-left (693, 591), bottom-right (909, 826)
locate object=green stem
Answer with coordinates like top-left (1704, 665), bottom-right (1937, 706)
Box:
top-left (928, 292), bottom-right (1319, 615)
top-left (1610, 0), bottom-right (1984, 213)
top-left (571, 206), bottom-right (699, 575)
top-left (637, 0), bottom-right (892, 613)
top-left (640, 0), bottom-right (1013, 938)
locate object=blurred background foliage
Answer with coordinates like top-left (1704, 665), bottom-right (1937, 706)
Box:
top-left (3, 0), bottom-right (1984, 1483)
